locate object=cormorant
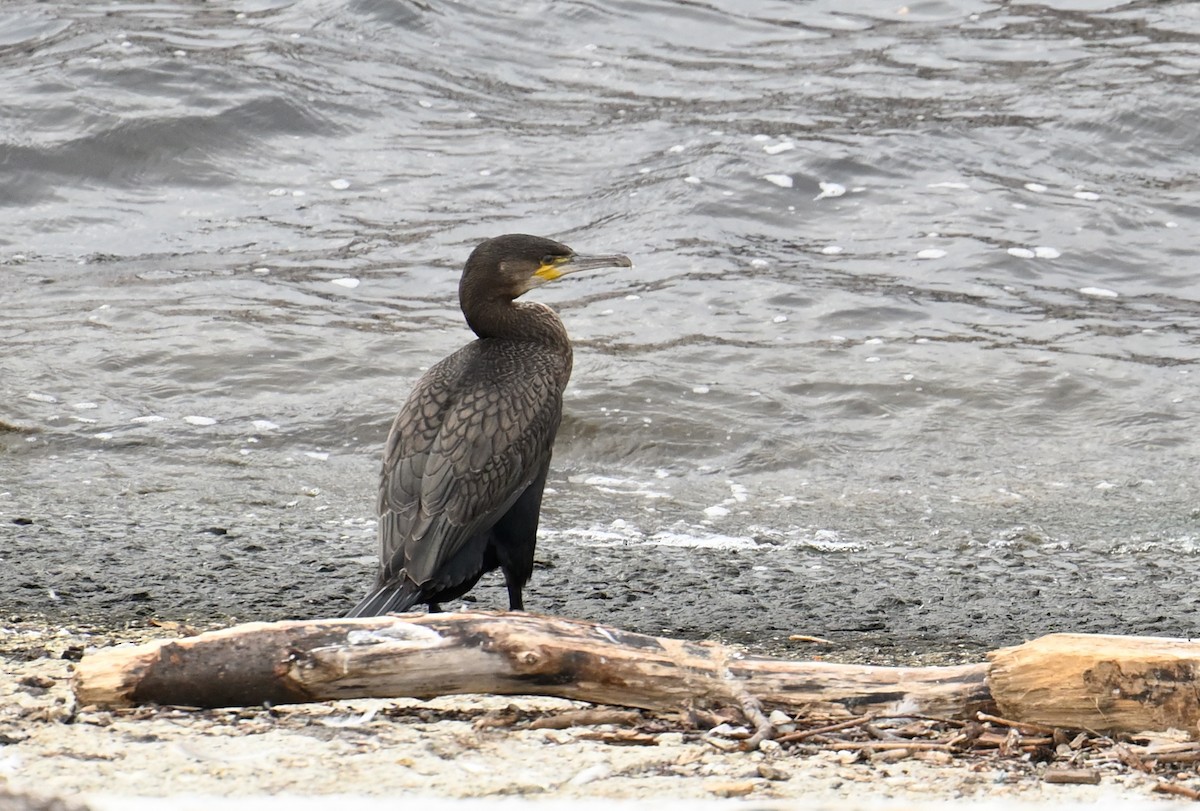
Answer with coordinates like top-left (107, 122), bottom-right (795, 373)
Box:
top-left (347, 234), bottom-right (632, 617)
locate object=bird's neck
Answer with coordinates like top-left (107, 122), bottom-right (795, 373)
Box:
top-left (463, 298), bottom-right (571, 348)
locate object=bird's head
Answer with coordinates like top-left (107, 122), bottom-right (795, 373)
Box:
top-left (462, 234), bottom-right (633, 301)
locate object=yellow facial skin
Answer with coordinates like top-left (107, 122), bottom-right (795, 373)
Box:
top-left (533, 256), bottom-right (571, 282)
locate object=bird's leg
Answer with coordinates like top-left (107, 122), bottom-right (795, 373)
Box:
top-left (428, 602), bottom-right (443, 613)
top-left (505, 582), bottom-right (524, 612)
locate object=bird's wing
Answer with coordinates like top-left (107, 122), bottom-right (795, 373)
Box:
top-left (376, 348), bottom-right (563, 588)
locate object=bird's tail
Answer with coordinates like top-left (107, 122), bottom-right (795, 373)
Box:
top-left (345, 579), bottom-right (424, 618)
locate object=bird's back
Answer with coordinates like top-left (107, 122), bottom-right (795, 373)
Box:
top-left (362, 336), bottom-right (570, 611)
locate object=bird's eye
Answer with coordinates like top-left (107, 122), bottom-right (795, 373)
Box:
top-left (541, 255), bottom-right (559, 266)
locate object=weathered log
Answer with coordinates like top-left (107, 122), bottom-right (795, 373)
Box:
top-left (73, 612), bottom-right (992, 720)
top-left (988, 632), bottom-right (1200, 735)
top-left (72, 615), bottom-right (1200, 734)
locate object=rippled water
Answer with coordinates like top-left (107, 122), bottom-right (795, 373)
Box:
top-left (2, 0), bottom-right (1198, 657)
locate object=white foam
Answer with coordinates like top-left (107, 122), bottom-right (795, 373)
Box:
top-left (1073, 191), bottom-right (1100, 201)
top-left (763, 174), bottom-right (793, 188)
top-left (1007, 247), bottom-right (1035, 259)
top-left (329, 178), bottom-right (351, 190)
top-left (796, 529), bottom-right (863, 552)
top-left (703, 505), bottom-right (730, 517)
top-left (691, 385), bottom-right (710, 394)
top-left (26, 392), bottom-right (57, 404)
top-left (821, 245), bottom-right (843, 255)
top-left (72, 402), bottom-right (98, 410)
top-left (749, 258), bottom-right (769, 268)
top-left (927, 181), bottom-right (968, 190)
top-left (1033, 246), bottom-right (1061, 259)
top-left (772, 315), bottom-right (788, 324)
top-left (762, 141), bottom-right (794, 155)
top-left (1080, 287), bottom-right (1119, 298)
top-left (330, 277), bottom-right (360, 289)
top-left (305, 451), bottom-right (330, 461)
top-left (1023, 182), bottom-right (1047, 193)
top-left (648, 531), bottom-right (761, 550)
top-left (814, 181), bottom-right (845, 200)
top-left (183, 415), bottom-right (217, 426)
top-left (683, 175), bottom-right (701, 184)
top-left (130, 415), bottom-right (164, 424)
top-left (252, 419), bottom-right (280, 431)
top-left (916, 248), bottom-right (946, 259)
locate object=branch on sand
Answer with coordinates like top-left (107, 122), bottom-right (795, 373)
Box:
top-left (72, 612), bottom-right (1200, 736)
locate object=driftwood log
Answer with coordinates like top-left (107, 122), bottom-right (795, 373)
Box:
top-left (72, 612), bottom-right (1200, 734)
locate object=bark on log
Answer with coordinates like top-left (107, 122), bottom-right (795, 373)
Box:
top-left (988, 632), bottom-right (1200, 735)
top-left (73, 612), bottom-right (992, 721)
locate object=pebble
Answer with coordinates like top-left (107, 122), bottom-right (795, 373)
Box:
top-left (706, 780), bottom-right (758, 798)
top-left (757, 763), bottom-right (789, 781)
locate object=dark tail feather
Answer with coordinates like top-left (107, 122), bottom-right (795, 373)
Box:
top-left (345, 579), bottom-right (423, 618)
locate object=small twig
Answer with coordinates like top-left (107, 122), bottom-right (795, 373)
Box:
top-left (829, 741), bottom-right (956, 752)
top-left (1043, 769), bottom-right (1101, 785)
top-left (1154, 782), bottom-right (1200, 801)
top-left (1113, 743), bottom-right (1154, 774)
top-left (874, 714), bottom-right (967, 728)
top-left (735, 689), bottom-right (774, 751)
top-left (1150, 752), bottom-right (1200, 765)
top-left (711, 647), bottom-right (773, 751)
top-left (973, 731), bottom-right (1053, 749)
top-left (787, 634), bottom-right (834, 645)
top-left (863, 723), bottom-right (901, 741)
top-left (529, 709), bottom-right (642, 730)
top-left (976, 712), bottom-right (1058, 736)
top-left (776, 714), bottom-right (873, 744)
